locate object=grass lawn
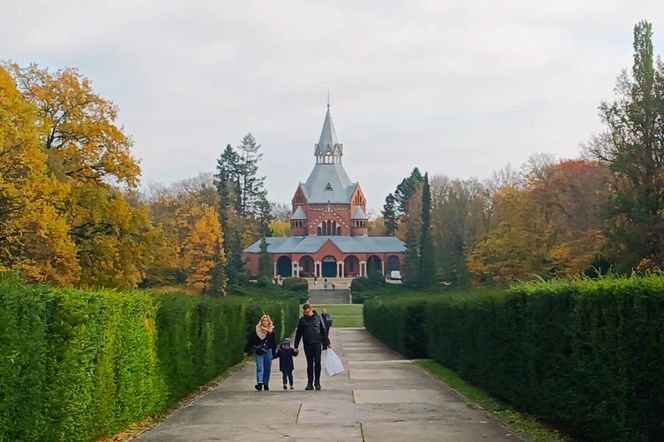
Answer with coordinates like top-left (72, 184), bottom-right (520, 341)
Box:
top-left (418, 360), bottom-right (575, 442)
top-left (314, 304), bottom-right (364, 327)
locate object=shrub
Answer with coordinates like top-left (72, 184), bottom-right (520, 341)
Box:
top-left (351, 277), bottom-right (370, 292)
top-left (282, 277), bottom-right (308, 292)
top-left (256, 275), bottom-right (272, 287)
top-left (0, 274), bottom-right (298, 442)
top-left (364, 276), bottom-right (664, 441)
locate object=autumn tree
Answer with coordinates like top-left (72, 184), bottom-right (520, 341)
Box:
top-left (0, 66), bottom-right (78, 284)
top-left (7, 63), bottom-right (154, 288)
top-left (186, 205), bottom-right (226, 294)
top-left (586, 20), bottom-right (664, 272)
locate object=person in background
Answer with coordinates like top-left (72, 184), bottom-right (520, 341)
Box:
top-left (321, 307), bottom-right (333, 331)
top-left (294, 303), bottom-right (331, 390)
top-left (275, 337), bottom-right (298, 390)
top-left (244, 314), bottom-right (277, 391)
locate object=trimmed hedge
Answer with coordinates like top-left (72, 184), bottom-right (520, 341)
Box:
top-left (364, 276), bottom-right (664, 441)
top-left (0, 274), bottom-right (298, 442)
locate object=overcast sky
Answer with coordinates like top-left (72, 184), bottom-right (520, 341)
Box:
top-left (3, 1), bottom-right (664, 213)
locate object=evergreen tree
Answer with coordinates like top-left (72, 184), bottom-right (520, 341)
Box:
top-left (419, 173), bottom-right (436, 288)
top-left (382, 193), bottom-right (397, 236)
top-left (588, 20), bottom-right (664, 271)
top-left (403, 220), bottom-right (420, 288)
top-left (214, 134), bottom-right (271, 285)
top-left (257, 238), bottom-right (272, 279)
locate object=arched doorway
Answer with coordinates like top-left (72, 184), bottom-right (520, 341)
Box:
top-left (387, 255), bottom-right (401, 272)
top-left (299, 256), bottom-right (314, 277)
top-left (344, 255), bottom-right (360, 277)
top-left (276, 256), bottom-right (292, 278)
top-left (322, 256), bottom-right (337, 278)
top-left (367, 255), bottom-right (383, 275)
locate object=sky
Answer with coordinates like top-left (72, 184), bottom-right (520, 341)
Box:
top-left (3, 1), bottom-right (664, 213)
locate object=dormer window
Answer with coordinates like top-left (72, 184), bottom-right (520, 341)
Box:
top-left (325, 183), bottom-right (333, 191)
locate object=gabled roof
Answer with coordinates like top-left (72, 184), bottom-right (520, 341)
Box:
top-left (243, 236), bottom-right (406, 254)
top-left (351, 206), bottom-right (368, 220)
top-left (290, 206), bottom-right (308, 220)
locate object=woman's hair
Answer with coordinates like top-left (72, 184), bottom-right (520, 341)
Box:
top-left (257, 314), bottom-right (274, 331)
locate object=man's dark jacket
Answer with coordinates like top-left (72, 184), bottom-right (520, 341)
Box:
top-left (294, 312), bottom-right (330, 348)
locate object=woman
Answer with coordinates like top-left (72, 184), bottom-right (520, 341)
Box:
top-left (244, 314), bottom-right (277, 391)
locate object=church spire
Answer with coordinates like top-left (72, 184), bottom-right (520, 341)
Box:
top-left (315, 104), bottom-right (343, 164)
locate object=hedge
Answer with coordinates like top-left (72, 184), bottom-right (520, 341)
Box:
top-left (0, 274), bottom-right (298, 442)
top-left (364, 276), bottom-right (664, 441)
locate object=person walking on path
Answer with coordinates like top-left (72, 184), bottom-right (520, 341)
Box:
top-left (294, 303), bottom-right (331, 390)
top-left (244, 314), bottom-right (277, 391)
top-left (275, 337), bottom-right (298, 390)
top-left (321, 307), bottom-right (333, 331)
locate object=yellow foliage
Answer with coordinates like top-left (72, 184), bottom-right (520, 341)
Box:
top-left (0, 67), bottom-right (79, 284)
top-left (270, 220), bottom-right (289, 237)
top-left (185, 206), bottom-right (225, 293)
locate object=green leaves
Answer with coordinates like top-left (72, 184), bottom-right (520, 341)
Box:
top-left (365, 276), bottom-right (664, 441)
top-left (0, 275), bottom-right (298, 441)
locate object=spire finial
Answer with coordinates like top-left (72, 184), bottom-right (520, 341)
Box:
top-left (327, 89), bottom-right (330, 109)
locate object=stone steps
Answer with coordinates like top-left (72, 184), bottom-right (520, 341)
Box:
top-left (308, 288), bottom-right (350, 304)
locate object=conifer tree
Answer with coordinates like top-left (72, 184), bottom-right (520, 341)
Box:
top-left (258, 238), bottom-right (272, 279)
top-left (403, 220), bottom-right (420, 288)
top-left (419, 173), bottom-right (436, 288)
top-left (588, 20), bottom-right (664, 271)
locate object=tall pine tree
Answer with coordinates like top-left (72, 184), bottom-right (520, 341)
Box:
top-left (419, 173), bottom-right (436, 288)
top-left (588, 20), bottom-right (664, 271)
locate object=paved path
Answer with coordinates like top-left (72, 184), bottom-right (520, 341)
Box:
top-left (139, 328), bottom-right (519, 441)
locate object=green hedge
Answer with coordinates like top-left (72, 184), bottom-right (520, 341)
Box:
top-left (364, 277), bottom-right (664, 441)
top-left (0, 274), bottom-right (298, 442)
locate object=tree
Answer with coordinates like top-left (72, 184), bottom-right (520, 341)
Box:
top-left (586, 20), bottom-right (664, 271)
top-left (419, 173), bottom-right (436, 288)
top-left (214, 134), bottom-right (271, 285)
top-left (8, 63), bottom-right (153, 288)
top-left (382, 193), bottom-right (397, 235)
top-left (257, 238), bottom-right (272, 279)
top-left (403, 220), bottom-right (420, 288)
top-left (0, 66), bottom-right (78, 284)
top-left (186, 205), bottom-right (226, 294)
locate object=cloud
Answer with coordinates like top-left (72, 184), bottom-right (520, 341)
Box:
top-left (2, 0), bottom-right (664, 211)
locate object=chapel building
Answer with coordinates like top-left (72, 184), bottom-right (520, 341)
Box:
top-left (243, 106), bottom-right (405, 279)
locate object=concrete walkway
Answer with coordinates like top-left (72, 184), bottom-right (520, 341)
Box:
top-left (138, 328), bottom-right (518, 442)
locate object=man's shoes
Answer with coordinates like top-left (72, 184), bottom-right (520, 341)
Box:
top-left (283, 384), bottom-right (288, 390)
top-left (290, 385), bottom-right (294, 390)
top-left (305, 384), bottom-right (314, 390)
top-left (264, 384), bottom-right (269, 391)
top-left (254, 383), bottom-right (262, 391)
top-left (314, 383), bottom-right (321, 391)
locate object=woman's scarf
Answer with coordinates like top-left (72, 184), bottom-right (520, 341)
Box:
top-left (256, 323), bottom-right (272, 340)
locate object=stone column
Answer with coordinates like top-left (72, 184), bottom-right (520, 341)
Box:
top-left (360, 261), bottom-right (366, 277)
top-left (273, 261), bottom-right (277, 278)
top-left (340, 261), bottom-right (345, 278)
top-left (315, 261), bottom-right (321, 278)
top-left (381, 261), bottom-right (385, 276)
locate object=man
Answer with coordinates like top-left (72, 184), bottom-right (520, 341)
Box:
top-left (294, 303), bottom-right (331, 390)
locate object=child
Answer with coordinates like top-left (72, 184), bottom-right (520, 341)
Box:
top-left (275, 337), bottom-right (298, 390)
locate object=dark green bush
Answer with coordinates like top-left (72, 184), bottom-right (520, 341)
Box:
top-left (256, 275), bottom-right (272, 287)
top-left (364, 276), bottom-right (664, 442)
top-left (351, 277), bottom-right (370, 292)
top-left (0, 274), bottom-right (298, 442)
top-left (282, 277), bottom-right (308, 292)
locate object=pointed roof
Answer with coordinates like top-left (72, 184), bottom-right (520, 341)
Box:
top-left (290, 206), bottom-right (308, 220)
top-left (315, 106), bottom-right (342, 156)
top-left (351, 206), bottom-right (368, 219)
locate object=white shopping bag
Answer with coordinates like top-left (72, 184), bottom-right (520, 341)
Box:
top-left (323, 348), bottom-right (344, 376)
